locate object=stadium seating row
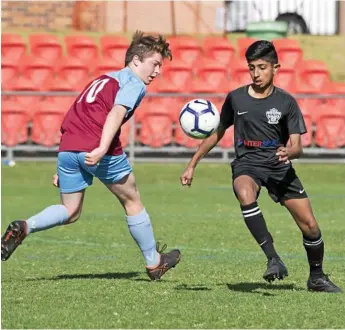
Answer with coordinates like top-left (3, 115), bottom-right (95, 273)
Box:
top-left (3, 33), bottom-right (343, 94)
top-left (2, 33), bottom-right (302, 66)
top-left (2, 55), bottom-right (344, 95)
top-left (2, 92), bottom-right (344, 122)
top-left (2, 99), bottom-right (345, 149)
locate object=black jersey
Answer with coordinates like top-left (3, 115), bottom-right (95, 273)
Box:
top-left (219, 85), bottom-right (307, 164)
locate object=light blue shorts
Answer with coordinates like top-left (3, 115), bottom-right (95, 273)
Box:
top-left (57, 152), bottom-right (132, 193)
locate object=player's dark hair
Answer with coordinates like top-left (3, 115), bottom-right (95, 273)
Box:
top-left (245, 40), bottom-right (278, 64)
top-left (125, 30), bottom-right (172, 66)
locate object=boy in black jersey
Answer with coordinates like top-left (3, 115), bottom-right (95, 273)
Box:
top-left (180, 40), bottom-right (341, 293)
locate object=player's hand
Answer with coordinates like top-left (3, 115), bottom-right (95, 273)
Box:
top-left (276, 146), bottom-right (290, 164)
top-left (52, 173), bottom-right (59, 188)
top-left (180, 167), bottom-right (195, 188)
top-left (85, 147), bottom-right (106, 166)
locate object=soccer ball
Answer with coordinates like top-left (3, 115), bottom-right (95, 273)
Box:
top-left (179, 99), bottom-right (220, 139)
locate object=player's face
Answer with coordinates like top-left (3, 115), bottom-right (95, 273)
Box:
top-left (248, 59), bottom-right (279, 89)
top-left (135, 52), bottom-right (163, 85)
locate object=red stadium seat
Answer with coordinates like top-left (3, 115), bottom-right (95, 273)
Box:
top-left (315, 113), bottom-right (345, 149)
top-left (294, 82), bottom-right (323, 122)
top-left (219, 126), bottom-right (234, 149)
top-left (1, 56), bottom-right (19, 90)
top-left (155, 78), bottom-right (181, 94)
top-left (92, 58), bottom-right (123, 78)
top-left (119, 120), bottom-right (136, 148)
top-left (312, 103), bottom-right (345, 123)
top-left (21, 56), bottom-right (55, 89)
top-left (274, 67), bottom-right (296, 92)
top-left (29, 34), bottom-right (63, 64)
top-left (273, 39), bottom-right (303, 68)
top-left (188, 79), bottom-right (218, 94)
top-left (1, 33), bottom-right (26, 64)
top-left (139, 104), bottom-right (173, 147)
top-left (229, 58), bottom-right (252, 85)
top-left (153, 80), bottom-right (184, 121)
top-left (65, 36), bottom-right (99, 65)
top-left (8, 78), bottom-right (42, 116)
top-left (323, 82), bottom-right (345, 109)
top-left (31, 102), bottom-right (66, 146)
top-left (163, 60), bottom-right (193, 91)
top-left (1, 101), bottom-right (30, 146)
top-left (100, 36), bottom-right (129, 64)
top-left (44, 78), bottom-right (76, 113)
top-left (297, 98), bottom-right (318, 123)
top-left (203, 37), bottom-right (235, 65)
top-left (195, 59), bottom-right (228, 88)
top-left (168, 36), bottom-right (201, 65)
top-left (300, 113), bottom-right (313, 147)
top-left (297, 60), bottom-right (331, 91)
top-left (237, 37), bottom-right (257, 57)
top-left (57, 57), bottom-right (90, 91)
top-left (214, 77), bottom-right (241, 93)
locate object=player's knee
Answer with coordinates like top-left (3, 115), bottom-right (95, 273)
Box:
top-left (303, 218), bottom-right (320, 236)
top-left (64, 208), bottom-right (82, 224)
top-left (235, 186), bottom-right (257, 205)
top-left (123, 197), bottom-right (143, 216)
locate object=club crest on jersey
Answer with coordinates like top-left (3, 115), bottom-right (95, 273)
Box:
top-left (266, 108), bottom-right (281, 124)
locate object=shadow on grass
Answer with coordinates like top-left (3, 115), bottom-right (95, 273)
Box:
top-left (27, 272), bottom-right (141, 281)
top-left (174, 283), bottom-right (212, 291)
top-left (226, 282), bottom-right (304, 296)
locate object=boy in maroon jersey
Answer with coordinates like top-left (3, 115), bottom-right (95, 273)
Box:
top-left (2, 31), bottom-right (181, 281)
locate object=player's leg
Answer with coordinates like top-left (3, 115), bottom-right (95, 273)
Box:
top-left (87, 153), bottom-right (180, 280)
top-left (104, 173), bottom-right (181, 280)
top-left (270, 167), bottom-right (341, 292)
top-left (233, 173), bottom-right (287, 282)
top-left (1, 152), bottom-right (91, 261)
top-left (282, 197), bottom-right (342, 293)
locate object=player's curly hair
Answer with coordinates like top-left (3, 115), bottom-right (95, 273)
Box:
top-left (125, 30), bottom-right (172, 66)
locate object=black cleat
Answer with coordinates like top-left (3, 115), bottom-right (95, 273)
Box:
top-left (146, 243), bottom-right (181, 281)
top-left (263, 257), bottom-right (288, 283)
top-left (1, 220), bottom-right (27, 261)
top-left (307, 274), bottom-right (342, 293)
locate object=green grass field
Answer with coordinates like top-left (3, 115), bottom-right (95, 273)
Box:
top-left (1, 162), bottom-right (345, 329)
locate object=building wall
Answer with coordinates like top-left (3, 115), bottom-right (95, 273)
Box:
top-left (1, 1), bottom-right (104, 31)
top-left (1, 0), bottom-right (224, 35)
top-left (106, 1), bottom-right (224, 35)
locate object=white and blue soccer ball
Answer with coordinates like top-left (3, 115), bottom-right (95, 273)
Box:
top-left (179, 99), bottom-right (220, 139)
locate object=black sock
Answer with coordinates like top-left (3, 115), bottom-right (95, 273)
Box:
top-left (303, 233), bottom-right (324, 279)
top-left (241, 202), bottom-right (279, 259)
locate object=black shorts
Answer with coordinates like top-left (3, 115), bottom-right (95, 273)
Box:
top-left (231, 159), bottom-right (308, 204)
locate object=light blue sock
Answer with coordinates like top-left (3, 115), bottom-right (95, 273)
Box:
top-left (126, 208), bottom-right (159, 267)
top-left (26, 205), bottom-right (69, 234)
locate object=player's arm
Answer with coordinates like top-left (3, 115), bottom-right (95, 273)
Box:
top-left (85, 105), bottom-right (127, 166)
top-left (180, 93), bottom-right (234, 187)
top-left (85, 79), bottom-right (144, 166)
top-left (98, 105), bottom-right (127, 152)
top-left (287, 133), bottom-right (303, 159)
top-left (180, 126), bottom-right (227, 187)
top-left (276, 134), bottom-right (303, 162)
top-left (276, 97), bottom-right (307, 163)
